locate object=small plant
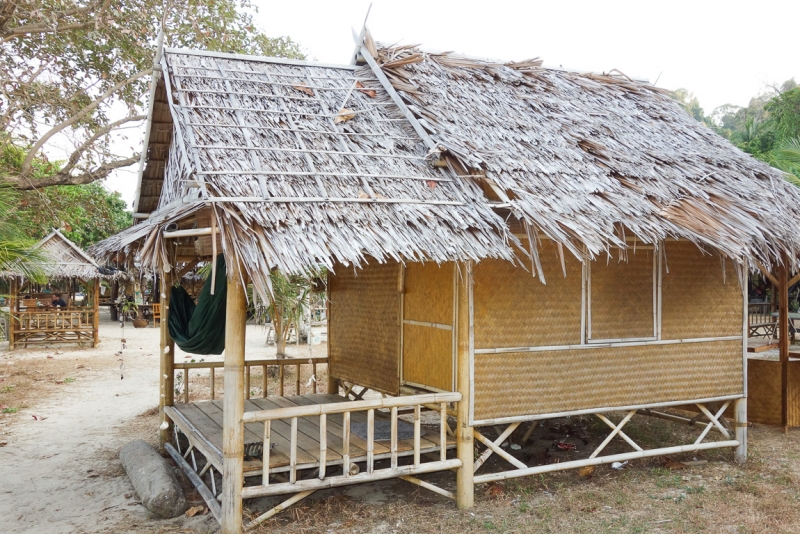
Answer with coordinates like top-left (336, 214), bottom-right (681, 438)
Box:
top-left (119, 299), bottom-right (139, 320)
top-left (2, 407), bottom-right (18, 414)
top-left (64, 377), bottom-right (76, 384)
top-left (1, 385), bottom-right (15, 393)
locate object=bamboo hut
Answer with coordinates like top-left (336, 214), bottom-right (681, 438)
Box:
top-left (92, 31), bottom-right (800, 533)
top-left (2, 229), bottom-right (122, 348)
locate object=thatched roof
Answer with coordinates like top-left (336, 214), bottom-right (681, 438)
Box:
top-left (92, 48), bottom-right (515, 297)
top-left (95, 36), bottom-right (800, 297)
top-left (367, 41), bottom-right (800, 271)
top-left (2, 229), bottom-right (121, 280)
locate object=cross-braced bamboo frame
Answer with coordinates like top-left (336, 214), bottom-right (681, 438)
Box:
top-left (471, 400), bottom-right (741, 485)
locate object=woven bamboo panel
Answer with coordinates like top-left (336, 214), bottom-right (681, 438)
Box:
top-left (473, 245), bottom-right (582, 349)
top-left (403, 324), bottom-right (453, 391)
top-left (746, 359), bottom-right (800, 427)
top-left (590, 250), bottom-right (654, 339)
top-left (329, 261), bottom-right (400, 395)
top-left (403, 262), bottom-right (454, 325)
top-left (473, 340), bottom-right (743, 421)
top-left (661, 241), bottom-right (741, 339)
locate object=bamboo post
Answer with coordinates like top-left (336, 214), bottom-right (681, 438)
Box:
top-left (326, 277), bottom-right (337, 395)
top-left (8, 278), bottom-right (16, 350)
top-left (456, 261), bottom-right (474, 509)
top-left (779, 258), bottom-right (789, 431)
top-left (734, 398), bottom-right (747, 464)
top-left (159, 272), bottom-right (175, 445)
top-left (92, 278), bottom-right (100, 347)
top-left (110, 280), bottom-right (119, 322)
top-left (221, 262), bottom-right (247, 534)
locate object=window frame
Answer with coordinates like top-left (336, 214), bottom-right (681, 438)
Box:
top-left (585, 247), bottom-right (661, 344)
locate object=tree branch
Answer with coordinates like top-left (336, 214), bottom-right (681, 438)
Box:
top-left (1, 21), bottom-right (95, 43)
top-left (60, 113), bottom-right (147, 175)
top-left (20, 67), bottom-right (152, 176)
top-left (3, 155), bottom-right (140, 190)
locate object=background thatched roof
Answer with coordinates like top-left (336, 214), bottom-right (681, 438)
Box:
top-left (3, 229), bottom-right (120, 281)
top-left (370, 41), bottom-right (800, 270)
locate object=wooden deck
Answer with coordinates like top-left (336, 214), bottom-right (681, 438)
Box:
top-left (165, 394), bottom-right (456, 477)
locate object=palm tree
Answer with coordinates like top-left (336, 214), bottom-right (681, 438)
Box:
top-left (771, 137), bottom-right (800, 187)
top-left (0, 190), bottom-right (47, 281)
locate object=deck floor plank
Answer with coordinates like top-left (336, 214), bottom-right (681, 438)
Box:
top-left (242, 399), bottom-right (324, 467)
top-left (170, 394), bottom-right (455, 478)
top-left (289, 395), bottom-right (391, 455)
top-left (248, 397), bottom-right (352, 460)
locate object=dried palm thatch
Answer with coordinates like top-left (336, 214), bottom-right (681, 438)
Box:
top-left (95, 37), bottom-right (800, 299)
top-left (369, 41), bottom-right (800, 272)
top-left (2, 229), bottom-right (122, 281)
top-left (92, 49), bottom-right (516, 299)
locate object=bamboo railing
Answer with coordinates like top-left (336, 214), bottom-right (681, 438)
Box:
top-left (172, 357), bottom-right (328, 402)
top-left (748, 301), bottom-right (778, 337)
top-left (240, 392), bottom-right (462, 501)
top-left (11, 308), bottom-right (96, 345)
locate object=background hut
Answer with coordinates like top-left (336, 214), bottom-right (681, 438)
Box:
top-left (2, 229), bottom-right (122, 348)
top-left (92, 32), bottom-right (800, 533)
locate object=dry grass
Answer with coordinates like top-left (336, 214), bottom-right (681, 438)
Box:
top-left (243, 416), bottom-right (800, 534)
top-left (0, 352), bottom-right (110, 418)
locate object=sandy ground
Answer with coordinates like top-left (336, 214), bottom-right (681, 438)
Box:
top-left (0, 311), bottom-right (316, 534)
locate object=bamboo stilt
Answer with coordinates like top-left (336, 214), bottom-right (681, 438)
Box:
top-left (779, 257), bottom-right (789, 431)
top-left (8, 278), bottom-right (16, 350)
top-left (456, 261), bottom-right (474, 509)
top-left (159, 272), bottom-right (175, 445)
top-left (92, 278), bottom-right (100, 347)
top-left (220, 264), bottom-right (247, 534)
top-left (734, 398), bottom-right (747, 464)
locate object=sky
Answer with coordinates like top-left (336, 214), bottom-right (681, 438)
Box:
top-left (105, 0), bottom-right (798, 208)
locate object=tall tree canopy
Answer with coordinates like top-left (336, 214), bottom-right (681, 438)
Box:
top-left (1, 141), bottom-right (132, 247)
top-left (0, 0), bottom-right (304, 190)
top-left (674, 79), bottom-right (800, 183)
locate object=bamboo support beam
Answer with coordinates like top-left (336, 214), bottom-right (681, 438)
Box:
top-left (92, 279), bottom-right (100, 347)
top-left (474, 428), bottom-right (527, 470)
top-left (779, 257), bottom-right (789, 431)
top-left (159, 272), bottom-right (175, 445)
top-left (220, 265), bottom-right (247, 534)
top-left (400, 475), bottom-right (455, 500)
top-left (735, 398), bottom-right (747, 464)
top-left (456, 261), bottom-right (474, 509)
top-left (474, 441), bottom-right (740, 485)
top-left (245, 490), bottom-right (316, 528)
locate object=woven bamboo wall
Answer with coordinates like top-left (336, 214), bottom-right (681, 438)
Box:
top-left (747, 359), bottom-right (800, 427)
top-left (661, 241), bottom-right (742, 338)
top-left (473, 340), bottom-right (743, 421)
top-left (328, 261), bottom-right (400, 395)
top-left (473, 244), bottom-right (582, 349)
top-left (403, 324), bottom-right (453, 391)
top-left (402, 262), bottom-right (454, 391)
top-left (404, 262), bottom-right (454, 324)
top-left (590, 250), bottom-right (654, 339)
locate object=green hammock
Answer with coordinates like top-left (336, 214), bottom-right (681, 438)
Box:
top-left (168, 255), bottom-right (227, 355)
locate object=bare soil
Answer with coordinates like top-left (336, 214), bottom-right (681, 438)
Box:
top-left (3, 315), bottom-right (800, 533)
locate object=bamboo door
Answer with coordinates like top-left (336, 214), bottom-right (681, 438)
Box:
top-left (401, 262), bottom-right (456, 392)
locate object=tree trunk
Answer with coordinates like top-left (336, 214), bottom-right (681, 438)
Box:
top-left (275, 302), bottom-right (286, 357)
